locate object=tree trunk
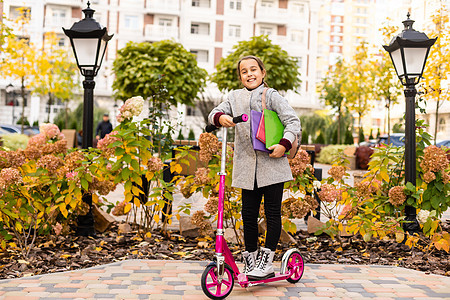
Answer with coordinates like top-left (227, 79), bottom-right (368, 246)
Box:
top-left (359, 112), bottom-right (363, 144)
top-left (47, 92), bottom-right (52, 123)
top-left (337, 105), bottom-right (341, 144)
top-left (20, 76), bottom-right (25, 134)
top-left (434, 97), bottom-right (440, 145)
top-left (64, 100), bottom-right (68, 129)
top-left (387, 96), bottom-right (391, 145)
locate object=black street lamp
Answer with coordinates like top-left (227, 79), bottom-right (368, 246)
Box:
top-left (63, 1), bottom-right (113, 149)
top-left (383, 13), bottom-right (437, 233)
top-left (63, 1), bottom-right (113, 236)
top-left (5, 83), bottom-right (17, 125)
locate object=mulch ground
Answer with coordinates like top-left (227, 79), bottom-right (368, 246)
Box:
top-left (1, 220), bottom-right (449, 279)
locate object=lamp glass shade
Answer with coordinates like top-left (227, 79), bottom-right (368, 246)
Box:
top-left (98, 38), bottom-right (107, 69)
top-left (404, 47), bottom-right (428, 77)
top-left (391, 49), bottom-right (404, 77)
top-left (72, 38), bottom-right (100, 71)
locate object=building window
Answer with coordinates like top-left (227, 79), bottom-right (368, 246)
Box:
top-left (159, 18), bottom-right (173, 27)
top-left (192, 0), bottom-right (211, 8)
top-left (261, 0), bottom-right (274, 7)
top-left (190, 49), bottom-right (209, 62)
top-left (58, 37), bottom-right (66, 47)
top-left (124, 15), bottom-right (139, 29)
top-left (230, 0), bottom-right (242, 10)
top-left (9, 6), bottom-right (31, 20)
top-left (51, 9), bottom-right (66, 25)
top-left (290, 30), bottom-right (304, 43)
top-left (259, 26), bottom-right (273, 36)
top-left (291, 3), bottom-right (304, 15)
top-left (439, 118), bottom-right (446, 132)
top-left (228, 25), bottom-right (241, 38)
top-left (191, 22), bottom-right (210, 35)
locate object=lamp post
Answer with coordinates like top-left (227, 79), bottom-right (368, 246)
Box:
top-left (383, 13), bottom-right (436, 234)
top-left (63, 1), bottom-right (113, 236)
top-left (5, 83), bottom-right (17, 125)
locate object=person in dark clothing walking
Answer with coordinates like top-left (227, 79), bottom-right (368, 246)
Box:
top-left (96, 113), bottom-right (113, 140)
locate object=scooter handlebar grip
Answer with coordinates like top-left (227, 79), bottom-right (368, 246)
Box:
top-left (205, 114), bottom-right (248, 133)
top-left (232, 114), bottom-right (248, 124)
top-left (205, 124), bottom-right (218, 133)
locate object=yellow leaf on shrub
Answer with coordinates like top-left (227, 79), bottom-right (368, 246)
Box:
top-left (146, 172), bottom-right (154, 181)
top-left (132, 186), bottom-right (141, 196)
top-left (95, 247), bottom-right (102, 251)
top-left (124, 203), bottom-right (132, 214)
top-left (9, 242), bottom-right (18, 248)
top-left (154, 214), bottom-right (160, 223)
top-left (395, 232), bottom-right (405, 243)
top-left (133, 198), bottom-right (141, 207)
top-left (61, 254), bottom-right (71, 259)
top-left (125, 192), bottom-right (133, 203)
top-left (59, 204), bottom-right (68, 218)
top-left (145, 232), bottom-right (152, 239)
top-left (92, 194), bottom-right (99, 204)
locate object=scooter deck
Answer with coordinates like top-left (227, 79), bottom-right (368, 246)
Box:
top-left (237, 272), bottom-right (291, 287)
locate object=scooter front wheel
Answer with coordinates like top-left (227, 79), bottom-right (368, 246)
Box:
top-left (286, 250), bottom-right (304, 283)
top-left (201, 262), bottom-right (234, 299)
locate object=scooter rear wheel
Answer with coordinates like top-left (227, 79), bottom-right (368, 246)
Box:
top-left (286, 250), bottom-right (304, 283)
top-left (201, 262), bottom-right (234, 299)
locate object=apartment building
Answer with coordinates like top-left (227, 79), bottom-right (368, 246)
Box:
top-left (0, 0), bottom-right (322, 134)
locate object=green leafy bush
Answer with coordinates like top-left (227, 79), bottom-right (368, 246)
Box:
top-left (316, 145), bottom-right (348, 164)
top-left (1, 134), bottom-right (29, 150)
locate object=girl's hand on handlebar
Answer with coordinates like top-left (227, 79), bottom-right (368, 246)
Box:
top-left (268, 144), bottom-right (286, 158)
top-left (219, 115), bottom-right (236, 127)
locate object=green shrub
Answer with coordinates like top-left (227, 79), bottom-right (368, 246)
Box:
top-left (316, 144), bottom-right (348, 164)
top-left (176, 129), bottom-right (185, 140)
top-left (315, 131), bottom-right (325, 144)
top-left (188, 129), bottom-right (195, 140)
top-left (344, 129), bottom-right (354, 144)
top-left (301, 129), bottom-right (308, 144)
top-left (1, 134), bottom-right (29, 150)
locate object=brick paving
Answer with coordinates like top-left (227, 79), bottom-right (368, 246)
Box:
top-left (0, 259), bottom-right (449, 299)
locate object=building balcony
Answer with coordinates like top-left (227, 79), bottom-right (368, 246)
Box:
top-left (145, 25), bottom-right (179, 41)
top-left (44, 0), bottom-right (83, 7)
top-left (145, 0), bottom-right (180, 15)
top-left (44, 18), bottom-right (79, 32)
top-left (254, 6), bottom-right (288, 25)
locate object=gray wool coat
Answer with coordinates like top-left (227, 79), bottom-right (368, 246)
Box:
top-left (208, 84), bottom-right (301, 190)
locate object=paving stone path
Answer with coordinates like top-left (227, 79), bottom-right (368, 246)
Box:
top-left (1, 259), bottom-right (449, 299)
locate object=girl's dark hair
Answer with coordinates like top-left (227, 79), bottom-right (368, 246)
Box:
top-left (236, 56), bottom-right (268, 87)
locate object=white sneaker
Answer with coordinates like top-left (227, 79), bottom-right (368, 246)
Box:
top-left (247, 247), bottom-right (275, 280)
top-left (242, 250), bottom-right (258, 274)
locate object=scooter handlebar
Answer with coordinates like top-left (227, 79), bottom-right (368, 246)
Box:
top-left (205, 114), bottom-right (248, 133)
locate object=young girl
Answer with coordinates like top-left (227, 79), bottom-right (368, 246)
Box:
top-left (208, 56), bottom-right (301, 280)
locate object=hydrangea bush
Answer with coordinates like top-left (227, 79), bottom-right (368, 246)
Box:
top-left (177, 133), bottom-right (316, 242)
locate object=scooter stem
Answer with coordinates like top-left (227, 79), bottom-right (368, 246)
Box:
top-left (217, 126), bottom-right (227, 234)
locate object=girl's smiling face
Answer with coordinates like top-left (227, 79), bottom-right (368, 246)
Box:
top-left (239, 58), bottom-right (266, 90)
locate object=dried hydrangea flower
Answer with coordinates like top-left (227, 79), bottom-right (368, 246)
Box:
top-left (388, 185), bottom-right (407, 206)
top-left (194, 168), bottom-right (211, 185)
top-left (97, 131), bottom-right (120, 157)
top-left (190, 210), bottom-right (211, 234)
top-left (0, 167), bottom-right (23, 187)
top-left (420, 145), bottom-right (449, 173)
top-left (147, 156), bottom-right (164, 172)
top-left (204, 196), bottom-right (218, 215)
top-left (318, 183), bottom-right (341, 203)
top-left (112, 201), bottom-right (129, 216)
top-left (328, 165), bottom-right (347, 182)
top-left (37, 154), bottom-right (63, 174)
top-left (423, 171), bottom-right (436, 184)
top-left (289, 149), bottom-right (310, 176)
top-left (199, 133), bottom-right (220, 163)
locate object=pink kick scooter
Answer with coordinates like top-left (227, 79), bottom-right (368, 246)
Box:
top-left (201, 114), bottom-right (304, 299)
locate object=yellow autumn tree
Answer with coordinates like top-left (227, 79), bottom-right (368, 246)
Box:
top-left (33, 32), bottom-right (79, 123)
top-left (0, 7), bottom-right (36, 133)
top-left (421, 6), bottom-right (450, 144)
top-left (341, 42), bottom-right (375, 143)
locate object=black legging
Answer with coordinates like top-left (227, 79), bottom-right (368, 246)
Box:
top-left (241, 181), bottom-right (284, 252)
